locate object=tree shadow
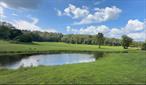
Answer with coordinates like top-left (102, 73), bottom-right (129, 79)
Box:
top-left (10, 41), bottom-right (40, 45)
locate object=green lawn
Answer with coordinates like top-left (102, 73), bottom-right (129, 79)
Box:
top-left (0, 53), bottom-right (145, 84)
top-left (0, 40), bottom-right (145, 84)
top-left (0, 40), bottom-right (140, 55)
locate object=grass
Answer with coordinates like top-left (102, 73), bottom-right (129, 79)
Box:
top-left (0, 53), bottom-right (145, 84)
top-left (0, 40), bottom-right (141, 55)
top-left (0, 40), bottom-right (145, 84)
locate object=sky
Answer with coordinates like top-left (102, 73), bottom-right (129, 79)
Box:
top-left (0, 0), bottom-right (146, 41)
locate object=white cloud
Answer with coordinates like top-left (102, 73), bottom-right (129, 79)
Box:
top-left (77, 6), bottom-right (122, 25)
top-left (66, 25), bottom-right (110, 35)
top-left (58, 4), bottom-right (122, 25)
top-left (31, 17), bottom-right (39, 25)
top-left (14, 20), bottom-right (40, 31)
top-left (58, 4), bottom-right (89, 19)
top-left (0, 2), bottom-right (8, 8)
top-left (56, 9), bottom-right (62, 16)
top-left (66, 26), bottom-right (71, 32)
top-left (128, 32), bottom-right (145, 41)
top-left (67, 19), bottom-right (146, 41)
top-left (0, 6), bottom-right (6, 20)
top-left (0, 6), bottom-right (4, 16)
top-left (13, 17), bottom-right (57, 33)
top-left (124, 19), bottom-right (144, 33)
top-left (109, 28), bottom-right (124, 38)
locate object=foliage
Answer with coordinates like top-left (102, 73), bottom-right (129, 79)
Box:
top-left (0, 22), bottom-right (23, 40)
top-left (1, 22), bottom-right (144, 48)
top-left (96, 33), bottom-right (104, 48)
top-left (61, 34), bottom-right (121, 46)
top-left (0, 22), bottom-right (63, 42)
top-left (121, 35), bottom-right (133, 49)
top-left (141, 43), bottom-right (146, 50)
top-left (15, 33), bottom-right (32, 43)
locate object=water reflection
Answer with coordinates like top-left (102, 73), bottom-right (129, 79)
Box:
top-left (0, 52), bottom-right (104, 69)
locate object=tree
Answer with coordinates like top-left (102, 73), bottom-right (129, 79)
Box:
top-left (15, 33), bottom-right (32, 43)
top-left (141, 43), bottom-right (146, 50)
top-left (121, 35), bottom-right (133, 49)
top-left (0, 25), bottom-right (11, 39)
top-left (0, 22), bottom-right (23, 40)
top-left (97, 33), bottom-right (104, 48)
top-left (9, 29), bottom-right (23, 40)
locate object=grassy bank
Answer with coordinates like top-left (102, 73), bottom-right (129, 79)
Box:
top-left (0, 53), bottom-right (145, 84)
top-left (0, 40), bottom-right (141, 55)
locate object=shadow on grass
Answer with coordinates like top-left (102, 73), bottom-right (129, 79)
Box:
top-left (10, 41), bottom-right (40, 45)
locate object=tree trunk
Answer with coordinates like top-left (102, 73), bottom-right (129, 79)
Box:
top-left (99, 44), bottom-right (101, 48)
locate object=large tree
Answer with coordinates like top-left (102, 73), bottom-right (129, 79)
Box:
top-left (121, 35), bottom-right (133, 49)
top-left (0, 22), bottom-right (23, 40)
top-left (97, 33), bottom-right (104, 48)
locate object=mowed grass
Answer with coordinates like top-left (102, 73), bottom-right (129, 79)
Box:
top-left (0, 53), bottom-right (145, 84)
top-left (0, 40), bottom-right (139, 54)
top-left (0, 40), bottom-right (145, 84)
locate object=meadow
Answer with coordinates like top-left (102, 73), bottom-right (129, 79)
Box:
top-left (0, 40), bottom-right (140, 55)
top-left (0, 40), bottom-right (145, 84)
top-left (0, 53), bottom-right (145, 84)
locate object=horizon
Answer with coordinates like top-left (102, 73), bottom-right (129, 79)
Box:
top-left (0, 0), bottom-right (146, 41)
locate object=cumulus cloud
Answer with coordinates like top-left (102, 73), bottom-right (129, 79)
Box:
top-left (0, 0), bottom-right (41, 9)
top-left (57, 4), bottom-right (89, 19)
top-left (109, 28), bottom-right (124, 38)
top-left (128, 32), bottom-right (145, 41)
top-left (67, 19), bottom-right (145, 41)
top-left (57, 4), bottom-right (122, 25)
top-left (13, 17), bottom-right (57, 32)
top-left (76, 6), bottom-right (122, 25)
top-left (124, 19), bottom-right (144, 33)
top-left (66, 25), bottom-right (110, 35)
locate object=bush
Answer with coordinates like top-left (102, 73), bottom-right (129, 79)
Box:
top-left (141, 43), bottom-right (146, 50)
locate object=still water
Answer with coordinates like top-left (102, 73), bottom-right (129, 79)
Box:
top-left (0, 52), bottom-right (103, 69)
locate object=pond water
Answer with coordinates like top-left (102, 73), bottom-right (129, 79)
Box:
top-left (0, 52), bottom-right (103, 69)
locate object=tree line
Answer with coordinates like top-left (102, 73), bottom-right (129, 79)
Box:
top-left (0, 22), bottom-right (145, 50)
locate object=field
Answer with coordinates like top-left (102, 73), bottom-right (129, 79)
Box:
top-left (0, 53), bottom-right (146, 84)
top-left (0, 40), bottom-right (140, 55)
top-left (0, 40), bottom-right (146, 84)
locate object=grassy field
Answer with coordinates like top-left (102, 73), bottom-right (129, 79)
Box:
top-left (0, 53), bottom-right (145, 84)
top-left (0, 40), bottom-right (145, 84)
top-left (0, 40), bottom-right (141, 55)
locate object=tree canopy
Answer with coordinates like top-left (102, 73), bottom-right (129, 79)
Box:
top-left (121, 35), bottom-right (133, 49)
top-left (97, 33), bottom-right (104, 48)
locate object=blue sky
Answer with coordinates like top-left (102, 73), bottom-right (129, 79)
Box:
top-left (0, 0), bottom-right (145, 41)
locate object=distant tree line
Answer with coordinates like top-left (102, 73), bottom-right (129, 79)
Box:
top-left (0, 22), bottom-right (63, 43)
top-left (0, 22), bottom-right (145, 50)
top-left (62, 34), bottom-right (121, 46)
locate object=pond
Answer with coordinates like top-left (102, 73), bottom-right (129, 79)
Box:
top-left (0, 52), bottom-right (103, 69)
